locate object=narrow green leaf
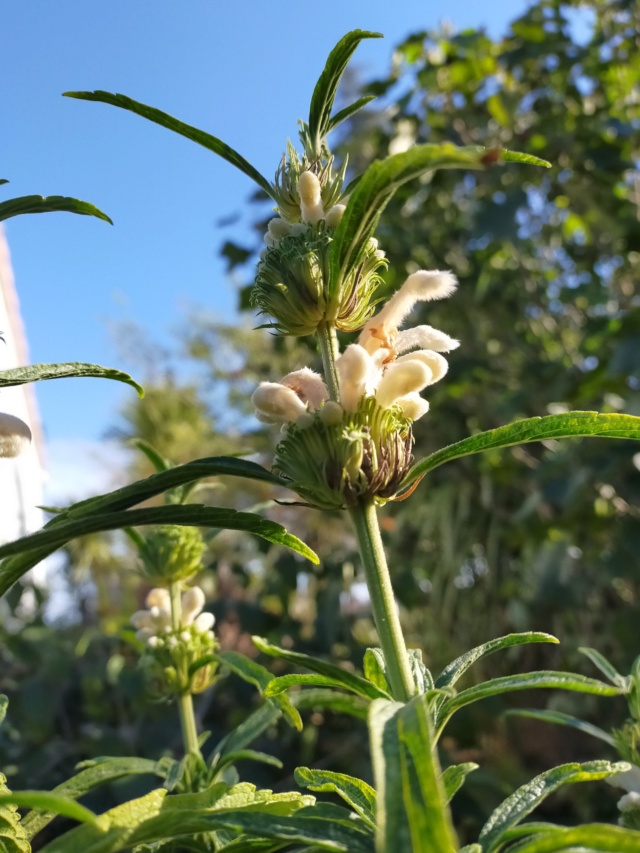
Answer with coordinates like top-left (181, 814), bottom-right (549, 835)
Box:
top-left (0, 792), bottom-right (100, 828)
top-left (290, 688), bottom-right (369, 720)
top-left (295, 767), bottom-right (376, 828)
top-left (64, 90), bottom-right (275, 199)
top-left (370, 696), bottom-right (458, 853)
top-left (129, 438), bottom-right (171, 473)
top-left (403, 412), bottom-right (640, 489)
top-left (0, 180), bottom-right (9, 186)
top-left (504, 709), bottom-right (616, 748)
top-left (478, 761), bottom-right (630, 853)
top-left (437, 672), bottom-right (623, 733)
top-left (215, 651), bottom-right (302, 731)
top-left (211, 703), bottom-right (282, 764)
top-left (441, 763), bottom-right (479, 804)
top-left (327, 144), bottom-right (549, 310)
top-left (264, 674), bottom-right (363, 696)
top-left (579, 646), bottom-right (629, 689)
top-left (435, 633), bottom-right (559, 690)
top-left (0, 505), bottom-right (316, 564)
top-left (252, 637), bottom-right (390, 701)
top-left (0, 504), bottom-right (317, 597)
top-left (0, 695), bottom-right (7, 727)
top-left (307, 30), bottom-right (382, 156)
top-left (0, 362), bottom-right (143, 397)
top-left (504, 824), bottom-right (640, 853)
top-left (213, 750), bottom-right (283, 775)
top-left (327, 96), bottom-right (377, 134)
top-left (0, 194), bottom-right (112, 224)
top-left (21, 757), bottom-right (161, 839)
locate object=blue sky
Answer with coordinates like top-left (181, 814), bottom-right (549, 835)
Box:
top-left (3, 1), bottom-right (531, 496)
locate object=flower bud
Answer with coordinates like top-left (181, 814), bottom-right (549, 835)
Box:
top-left (280, 368), bottom-right (328, 409)
top-left (375, 360), bottom-right (432, 409)
top-left (0, 413), bottom-right (32, 458)
top-left (336, 344), bottom-right (376, 412)
top-left (138, 526), bottom-right (206, 583)
top-left (324, 204), bottom-right (346, 228)
top-left (298, 171), bottom-right (324, 223)
top-left (267, 217), bottom-right (292, 241)
top-left (395, 350), bottom-right (448, 385)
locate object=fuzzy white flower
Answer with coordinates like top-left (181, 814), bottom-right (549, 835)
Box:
top-left (0, 412), bottom-right (32, 459)
top-left (252, 368), bottom-right (329, 424)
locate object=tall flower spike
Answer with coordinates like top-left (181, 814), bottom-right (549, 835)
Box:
top-left (0, 412), bottom-right (32, 459)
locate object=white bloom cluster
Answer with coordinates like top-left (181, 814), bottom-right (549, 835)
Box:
top-left (0, 412), bottom-right (32, 458)
top-left (131, 586), bottom-right (215, 647)
top-left (252, 269), bottom-right (458, 425)
top-left (262, 171), bottom-right (347, 250)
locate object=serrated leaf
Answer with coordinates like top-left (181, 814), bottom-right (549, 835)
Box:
top-left (504, 709), bottom-right (616, 747)
top-left (327, 144), bottom-right (549, 311)
top-left (503, 824), bottom-right (640, 853)
top-left (441, 763), bottom-right (479, 804)
top-left (307, 30), bottom-right (382, 157)
top-left (327, 96), bottom-right (377, 134)
top-left (215, 652), bottom-right (302, 731)
top-left (0, 504), bottom-right (316, 597)
top-left (435, 633), bottom-right (558, 690)
top-left (0, 194), bottom-right (111, 224)
top-left (477, 761), bottom-right (631, 853)
top-left (436, 671), bottom-right (623, 733)
top-left (402, 412), bottom-right (640, 489)
top-left (252, 637), bottom-right (390, 701)
top-left (64, 90), bottom-right (274, 199)
top-left (20, 757), bottom-right (161, 839)
top-left (579, 646), bottom-right (629, 689)
top-left (0, 362), bottom-right (143, 397)
top-left (295, 767), bottom-right (376, 828)
top-left (370, 696), bottom-right (458, 853)
top-left (0, 773), bottom-right (31, 853)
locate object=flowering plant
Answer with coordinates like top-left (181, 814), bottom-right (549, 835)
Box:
top-left (2, 27), bottom-right (640, 853)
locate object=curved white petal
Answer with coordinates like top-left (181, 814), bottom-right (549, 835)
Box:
top-left (375, 360), bottom-right (432, 408)
top-left (182, 587), bottom-right (206, 625)
top-left (395, 325), bottom-right (460, 354)
top-left (396, 350), bottom-right (448, 385)
top-left (281, 367), bottom-right (328, 409)
top-left (395, 392), bottom-right (430, 421)
top-left (252, 382), bottom-right (308, 423)
top-left (336, 344), bottom-right (376, 411)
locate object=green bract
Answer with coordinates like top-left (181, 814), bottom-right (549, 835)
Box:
top-left (252, 221), bottom-right (386, 336)
top-left (273, 397), bottom-right (413, 509)
top-left (137, 524), bottom-right (206, 582)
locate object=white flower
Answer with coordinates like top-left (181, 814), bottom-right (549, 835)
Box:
top-left (619, 791), bottom-right (640, 811)
top-left (298, 171), bottom-right (324, 224)
top-left (0, 412), bottom-right (32, 458)
top-left (252, 368), bottom-right (329, 425)
top-left (130, 585), bottom-right (214, 645)
top-left (324, 204), bottom-right (346, 228)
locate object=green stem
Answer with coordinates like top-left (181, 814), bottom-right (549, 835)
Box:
top-left (317, 321), bottom-right (340, 401)
top-left (169, 582), bottom-right (202, 758)
top-left (349, 499), bottom-right (415, 702)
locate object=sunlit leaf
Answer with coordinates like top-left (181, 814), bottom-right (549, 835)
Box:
top-left (403, 412), bottom-right (640, 489)
top-left (0, 194), bottom-right (111, 224)
top-left (441, 763), bottom-right (479, 804)
top-left (295, 767), bottom-right (376, 828)
top-left (64, 90), bottom-right (275, 199)
top-left (0, 362), bottom-right (143, 397)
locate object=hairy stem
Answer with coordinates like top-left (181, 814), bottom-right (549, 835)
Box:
top-left (317, 321), bottom-right (340, 401)
top-left (169, 581), bottom-right (202, 757)
top-left (349, 499), bottom-right (415, 702)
